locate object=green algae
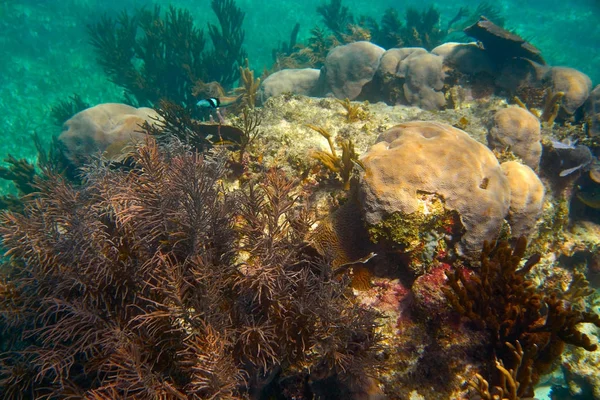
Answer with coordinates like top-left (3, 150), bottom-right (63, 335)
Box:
top-left (366, 193), bottom-right (462, 274)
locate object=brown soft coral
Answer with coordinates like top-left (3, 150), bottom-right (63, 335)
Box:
top-left (0, 139), bottom-right (382, 398)
top-left (444, 238), bottom-right (600, 398)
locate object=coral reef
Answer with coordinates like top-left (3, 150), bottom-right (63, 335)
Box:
top-left (315, 0), bottom-right (476, 52)
top-left (464, 16), bottom-right (545, 66)
top-left (260, 68), bottom-right (321, 100)
top-left (549, 67), bottom-right (593, 116)
top-left (322, 41), bottom-right (384, 100)
top-left (50, 93), bottom-right (90, 126)
top-left (235, 59), bottom-right (261, 109)
top-left (585, 84), bottom-right (600, 136)
top-left (316, 0), bottom-right (354, 42)
top-left (0, 134), bottom-right (72, 212)
top-left (335, 97), bottom-right (367, 122)
top-left (395, 51), bottom-right (445, 110)
top-left (307, 124), bottom-right (360, 190)
top-left (432, 42), bottom-right (496, 77)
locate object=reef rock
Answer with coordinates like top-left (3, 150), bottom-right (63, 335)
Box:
top-left (495, 58), bottom-right (548, 96)
top-left (59, 103), bottom-right (158, 166)
top-left (550, 67), bottom-right (592, 115)
top-left (322, 41), bottom-right (385, 100)
top-left (358, 121), bottom-right (510, 259)
top-left (260, 68), bottom-right (321, 100)
top-left (501, 161), bottom-right (545, 238)
top-left (488, 106), bottom-right (542, 170)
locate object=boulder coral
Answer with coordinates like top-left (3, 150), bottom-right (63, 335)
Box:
top-left (585, 84), bottom-right (600, 136)
top-left (260, 68), bottom-right (321, 100)
top-left (322, 40), bottom-right (385, 100)
top-left (375, 47), bottom-right (427, 104)
top-left (397, 51), bottom-right (446, 110)
top-left (549, 66), bottom-right (592, 115)
top-left (488, 106), bottom-right (542, 170)
top-left (501, 161), bottom-right (545, 239)
top-left (358, 121), bottom-right (510, 259)
top-left (59, 103), bottom-right (158, 166)
top-left (375, 48), bottom-right (446, 110)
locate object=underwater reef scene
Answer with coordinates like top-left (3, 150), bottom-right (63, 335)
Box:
top-left (1, 0), bottom-right (600, 399)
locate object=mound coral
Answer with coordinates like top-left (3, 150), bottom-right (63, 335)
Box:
top-left (0, 139), bottom-right (382, 398)
top-left (260, 68), bottom-right (321, 100)
top-left (322, 41), bottom-right (384, 100)
top-left (358, 121), bottom-right (510, 260)
top-left (488, 107), bottom-right (542, 170)
top-left (396, 51), bottom-right (445, 110)
top-left (549, 67), bottom-right (592, 115)
top-left (585, 84), bottom-right (600, 136)
top-left (501, 161), bottom-right (545, 239)
top-left (58, 103), bottom-right (159, 166)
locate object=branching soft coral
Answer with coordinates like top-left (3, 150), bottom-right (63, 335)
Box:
top-left (0, 134), bottom-right (72, 212)
top-left (88, 1), bottom-right (246, 107)
top-left (0, 136), bottom-right (382, 398)
top-left (444, 238), bottom-right (600, 398)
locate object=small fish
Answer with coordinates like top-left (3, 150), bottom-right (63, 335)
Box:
top-left (550, 138), bottom-right (577, 150)
top-left (196, 95), bottom-right (241, 109)
top-left (550, 138), bottom-right (594, 177)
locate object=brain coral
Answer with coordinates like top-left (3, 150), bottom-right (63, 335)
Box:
top-left (358, 121), bottom-right (510, 258)
top-left (59, 103), bottom-right (158, 166)
top-left (323, 41), bottom-right (385, 100)
top-left (488, 106), bottom-right (542, 170)
top-left (501, 161), bottom-right (545, 239)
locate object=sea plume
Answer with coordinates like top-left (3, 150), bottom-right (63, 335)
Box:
top-left (0, 137), bottom-right (382, 398)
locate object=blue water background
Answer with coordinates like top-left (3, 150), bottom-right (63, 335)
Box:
top-left (0, 0), bottom-right (599, 178)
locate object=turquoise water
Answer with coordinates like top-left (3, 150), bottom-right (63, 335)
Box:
top-left (1, 1), bottom-right (599, 399)
top-left (1, 0), bottom-right (599, 165)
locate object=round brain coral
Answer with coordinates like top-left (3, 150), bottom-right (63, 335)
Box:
top-left (501, 161), bottom-right (545, 239)
top-left (488, 106), bottom-right (542, 170)
top-left (358, 121), bottom-right (510, 259)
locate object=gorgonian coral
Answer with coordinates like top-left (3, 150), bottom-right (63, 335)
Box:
top-left (0, 136), bottom-right (381, 398)
top-left (444, 238), bottom-right (600, 398)
top-left (88, 1), bottom-right (246, 107)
